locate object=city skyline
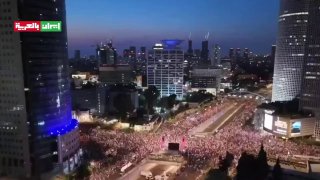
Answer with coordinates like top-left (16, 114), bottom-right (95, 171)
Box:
top-left (66, 0), bottom-right (279, 57)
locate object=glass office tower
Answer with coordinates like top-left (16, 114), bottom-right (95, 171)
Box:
top-left (272, 0), bottom-right (310, 102)
top-left (0, 0), bottom-right (80, 178)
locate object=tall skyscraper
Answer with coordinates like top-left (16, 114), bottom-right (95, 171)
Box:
top-left (229, 48), bottom-right (236, 70)
top-left (0, 0), bottom-right (81, 178)
top-left (194, 49), bottom-right (201, 58)
top-left (299, 0), bottom-right (320, 139)
top-left (229, 48), bottom-right (235, 59)
top-left (243, 48), bottom-right (250, 60)
top-left (147, 40), bottom-right (184, 99)
top-left (74, 50), bottom-right (80, 60)
top-left (129, 46), bottom-right (137, 62)
top-left (187, 39), bottom-right (193, 55)
top-left (123, 49), bottom-right (130, 60)
top-left (201, 40), bottom-right (209, 64)
top-left (235, 48), bottom-right (241, 59)
top-left (272, 0), bottom-right (310, 102)
top-left (212, 44), bottom-right (221, 66)
top-left (97, 43), bottom-right (116, 66)
top-left (271, 45), bottom-right (276, 62)
top-left (139, 46), bottom-right (146, 62)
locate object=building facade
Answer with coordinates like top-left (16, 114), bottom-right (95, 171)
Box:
top-left (97, 42), bottom-right (116, 66)
top-left (99, 65), bottom-right (132, 84)
top-left (191, 66), bottom-right (222, 96)
top-left (272, 0), bottom-right (310, 102)
top-left (0, 0), bottom-right (80, 178)
top-left (254, 108), bottom-right (315, 139)
top-left (201, 40), bottom-right (209, 64)
top-left (147, 40), bottom-right (184, 100)
top-left (212, 44), bottom-right (221, 66)
top-left (299, 0), bottom-right (320, 140)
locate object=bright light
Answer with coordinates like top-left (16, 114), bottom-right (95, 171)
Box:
top-left (264, 114), bottom-right (273, 130)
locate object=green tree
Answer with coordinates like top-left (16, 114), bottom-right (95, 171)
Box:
top-left (158, 97), bottom-right (168, 109)
top-left (113, 93), bottom-right (134, 120)
top-left (167, 94), bottom-right (177, 109)
top-left (144, 85), bottom-right (159, 114)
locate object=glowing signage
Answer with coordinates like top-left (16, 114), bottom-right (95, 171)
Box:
top-left (274, 120), bottom-right (288, 129)
top-left (264, 114), bottom-right (273, 130)
top-left (14, 21), bottom-right (40, 32)
top-left (14, 21), bottom-right (62, 32)
top-left (291, 121), bottom-right (301, 134)
top-left (41, 21), bottom-right (61, 32)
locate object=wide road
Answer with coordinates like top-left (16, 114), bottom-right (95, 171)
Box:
top-left (190, 100), bottom-right (246, 137)
top-left (203, 102), bottom-right (245, 133)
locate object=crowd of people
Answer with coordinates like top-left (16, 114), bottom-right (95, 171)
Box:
top-left (79, 98), bottom-right (320, 179)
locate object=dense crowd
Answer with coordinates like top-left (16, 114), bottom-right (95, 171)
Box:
top-left (80, 98), bottom-right (320, 179)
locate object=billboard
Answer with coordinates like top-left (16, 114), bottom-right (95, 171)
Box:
top-left (264, 114), bottom-right (273, 130)
top-left (274, 119), bottom-right (288, 135)
top-left (291, 121), bottom-right (301, 134)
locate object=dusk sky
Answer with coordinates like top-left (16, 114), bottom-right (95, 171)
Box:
top-left (66, 0), bottom-right (279, 58)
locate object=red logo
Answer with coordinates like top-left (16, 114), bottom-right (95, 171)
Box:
top-left (14, 21), bottom-right (41, 32)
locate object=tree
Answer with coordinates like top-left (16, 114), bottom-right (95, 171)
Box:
top-left (158, 97), bottom-right (168, 109)
top-left (136, 107), bottom-right (146, 119)
top-left (144, 85), bottom-right (160, 114)
top-left (272, 158), bottom-right (283, 180)
top-left (113, 93), bottom-right (134, 120)
top-left (167, 94), bottom-right (177, 109)
top-left (236, 152), bottom-right (258, 180)
top-left (257, 144), bottom-right (269, 180)
top-left (75, 163), bottom-right (91, 179)
top-left (138, 93), bottom-right (146, 108)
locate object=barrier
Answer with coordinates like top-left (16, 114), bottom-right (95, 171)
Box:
top-left (268, 158), bottom-right (309, 173)
top-left (121, 162), bottom-right (132, 173)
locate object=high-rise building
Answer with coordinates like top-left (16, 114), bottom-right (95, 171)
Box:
top-left (271, 45), bottom-right (276, 63)
top-left (201, 40), bottom-right (209, 63)
top-left (229, 48), bottom-right (235, 59)
top-left (298, 0), bottom-right (320, 140)
top-left (187, 39), bottom-right (193, 55)
top-left (139, 47), bottom-right (146, 62)
top-left (272, 0), bottom-right (310, 102)
top-left (147, 40), bottom-right (184, 99)
top-left (235, 48), bottom-right (241, 59)
top-left (212, 44), bottom-right (221, 66)
top-left (243, 48), bottom-right (250, 60)
top-left (99, 65), bottom-right (132, 84)
top-left (129, 46), bottom-right (137, 63)
top-left (97, 43), bottom-right (116, 66)
top-left (229, 48), bottom-right (236, 70)
top-left (74, 50), bottom-right (80, 60)
top-left (123, 49), bottom-right (130, 59)
top-left (191, 66), bottom-right (222, 96)
top-left (0, 0), bottom-right (81, 178)
top-left (194, 49), bottom-right (201, 58)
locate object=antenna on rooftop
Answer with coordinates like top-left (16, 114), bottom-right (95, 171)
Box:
top-left (205, 32), bottom-right (210, 40)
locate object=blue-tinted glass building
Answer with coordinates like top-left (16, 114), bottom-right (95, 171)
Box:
top-left (0, 0), bottom-right (81, 178)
